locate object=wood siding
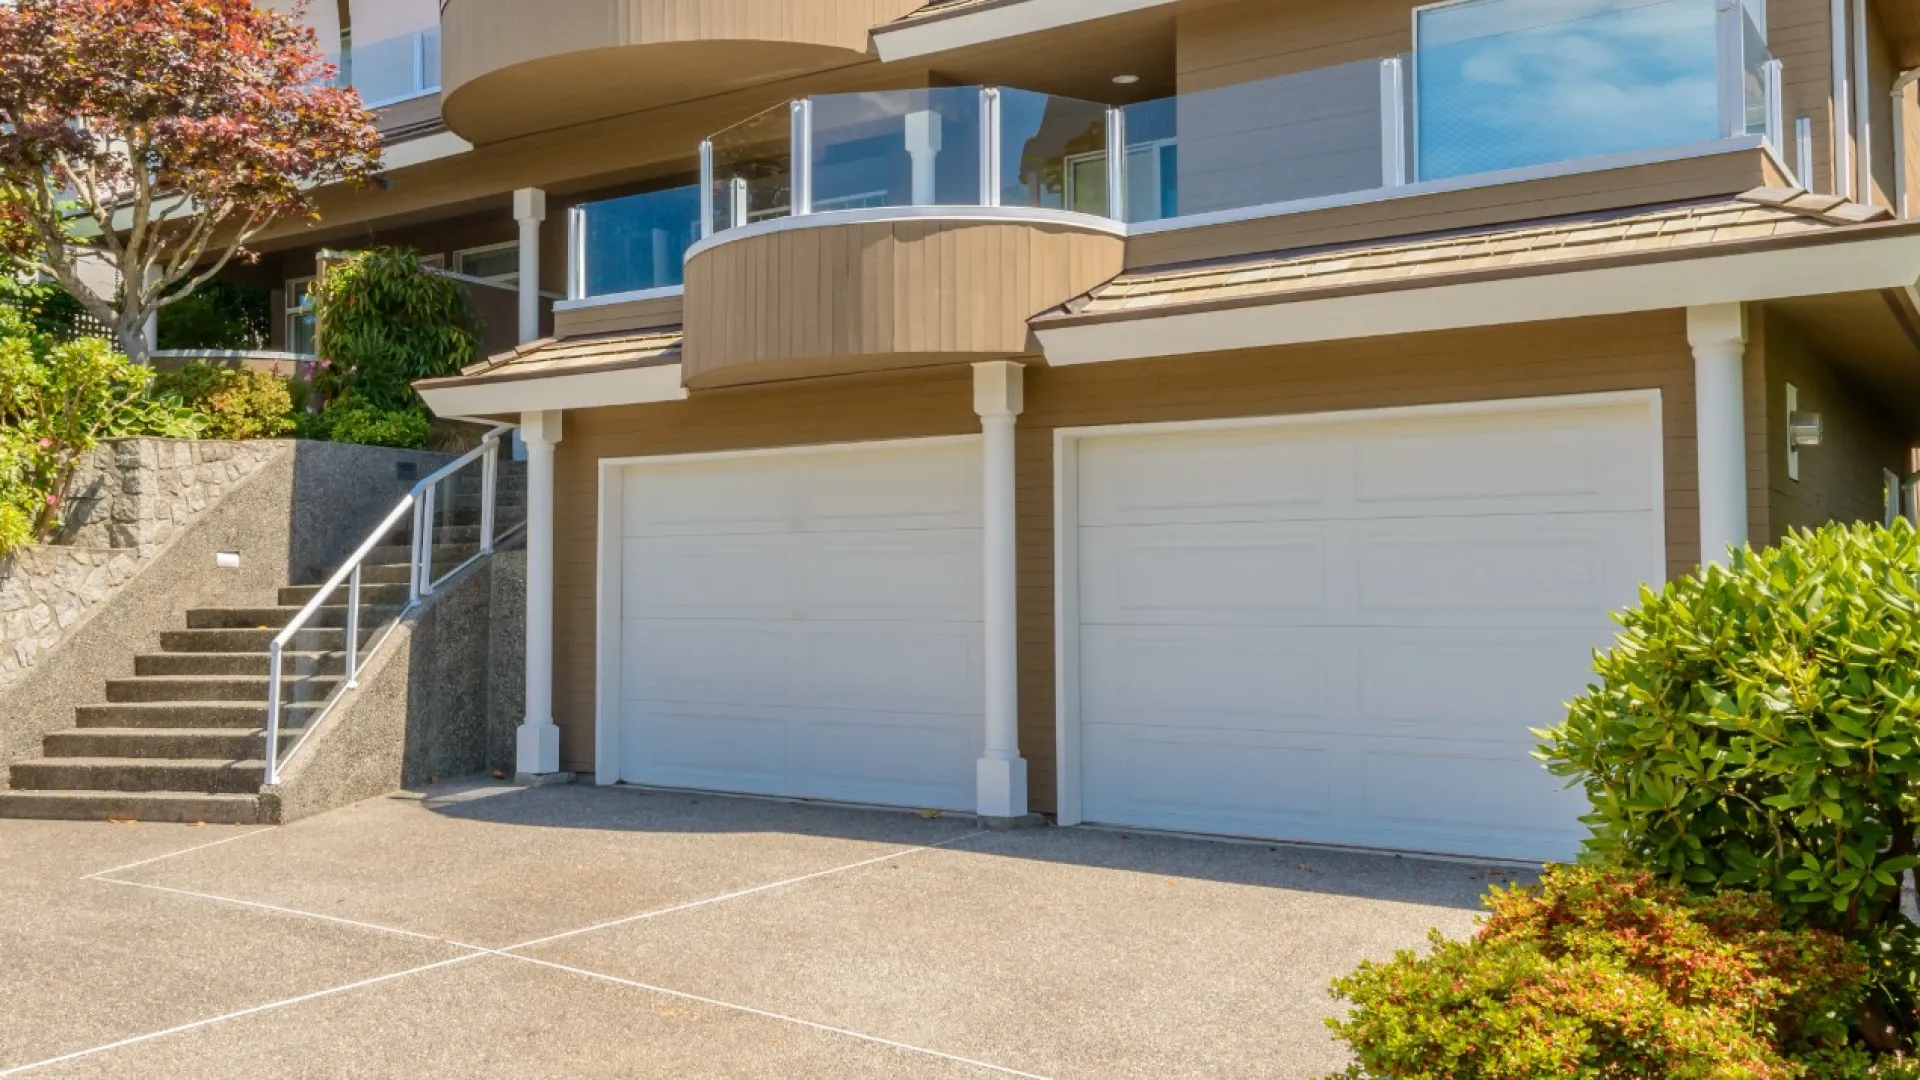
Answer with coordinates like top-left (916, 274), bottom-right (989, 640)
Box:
top-left (1124, 148), bottom-right (1779, 269)
top-left (554, 294), bottom-right (686, 338)
top-left (1757, 305), bottom-right (1912, 536)
top-left (440, 0), bottom-right (923, 143)
top-left (681, 220), bottom-right (1122, 387)
top-left (549, 312), bottom-right (1708, 808)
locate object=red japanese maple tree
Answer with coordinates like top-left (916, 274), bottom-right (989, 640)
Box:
top-left (0, 0), bottom-right (382, 362)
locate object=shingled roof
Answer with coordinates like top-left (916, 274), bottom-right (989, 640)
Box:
top-left (420, 327), bottom-right (683, 389)
top-left (1041, 187), bottom-right (1897, 324)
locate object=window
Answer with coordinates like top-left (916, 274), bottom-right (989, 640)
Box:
top-left (419, 253), bottom-right (446, 270)
top-left (1065, 140), bottom-right (1177, 223)
top-left (454, 242), bottom-right (519, 285)
top-left (285, 277), bottom-right (316, 356)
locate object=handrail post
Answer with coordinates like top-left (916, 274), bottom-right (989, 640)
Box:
top-left (419, 482), bottom-right (437, 597)
top-left (344, 565), bottom-right (362, 689)
top-left (1380, 57), bottom-right (1408, 186)
top-left (1764, 58), bottom-right (1784, 150)
top-left (480, 437), bottom-right (499, 555)
top-left (790, 98), bottom-right (813, 216)
top-left (1104, 107), bottom-right (1127, 221)
top-left (699, 139), bottom-right (716, 238)
top-left (408, 499), bottom-right (423, 606)
top-left (264, 640), bottom-right (283, 785)
top-left (567, 205), bottom-right (587, 301)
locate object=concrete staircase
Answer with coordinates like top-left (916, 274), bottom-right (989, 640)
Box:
top-left (0, 464), bottom-right (524, 824)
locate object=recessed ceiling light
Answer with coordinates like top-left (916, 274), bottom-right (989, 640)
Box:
top-left (1112, 74), bottom-right (1140, 85)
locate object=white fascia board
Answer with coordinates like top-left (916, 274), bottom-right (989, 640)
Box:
top-left (381, 130), bottom-right (474, 172)
top-left (417, 362), bottom-right (688, 416)
top-left (874, 0), bottom-right (1180, 60)
top-left (1035, 233), bottom-right (1920, 366)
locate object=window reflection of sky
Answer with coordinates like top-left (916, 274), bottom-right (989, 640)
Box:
top-left (1415, 0), bottom-right (1720, 181)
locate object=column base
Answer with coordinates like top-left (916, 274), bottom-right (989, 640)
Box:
top-left (976, 754), bottom-right (1028, 820)
top-left (516, 721), bottom-right (562, 777)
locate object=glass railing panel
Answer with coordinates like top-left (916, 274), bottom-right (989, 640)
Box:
top-left (809, 88), bottom-right (985, 211)
top-left (1118, 58), bottom-right (1388, 225)
top-left (709, 104), bottom-right (793, 233)
top-left (580, 185), bottom-right (702, 297)
top-left (1741, 6), bottom-right (1773, 137)
top-left (346, 28), bottom-right (441, 107)
top-left (995, 89), bottom-right (1110, 214)
top-left (1410, 0), bottom-right (1720, 183)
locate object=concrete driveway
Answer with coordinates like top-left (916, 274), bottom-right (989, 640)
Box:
top-left (0, 782), bottom-right (1530, 1078)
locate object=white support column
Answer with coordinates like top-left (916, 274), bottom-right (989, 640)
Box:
top-left (1689, 304), bottom-right (1750, 567)
top-left (513, 188), bottom-right (546, 346)
top-left (973, 361), bottom-right (1027, 823)
top-left (905, 109), bottom-right (943, 206)
top-left (517, 409), bottom-right (564, 777)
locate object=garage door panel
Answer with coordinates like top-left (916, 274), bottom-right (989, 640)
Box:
top-left (1082, 726), bottom-right (1336, 834)
top-left (1074, 400), bottom-right (1660, 860)
top-left (801, 448), bottom-right (982, 531)
top-left (1357, 747), bottom-right (1586, 860)
top-left (624, 621), bottom-right (793, 709)
top-left (795, 624), bottom-right (982, 715)
top-left (1080, 526), bottom-right (1328, 624)
top-left (616, 439), bottom-right (983, 809)
top-left (623, 466), bottom-right (794, 537)
top-left (796, 534), bottom-right (983, 622)
top-left (1077, 433), bottom-right (1332, 527)
top-left (1081, 626), bottom-right (1336, 724)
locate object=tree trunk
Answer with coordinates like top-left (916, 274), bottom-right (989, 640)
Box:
top-left (116, 315), bottom-right (151, 366)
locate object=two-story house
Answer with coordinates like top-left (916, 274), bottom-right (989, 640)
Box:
top-left (241, 0), bottom-right (1920, 863)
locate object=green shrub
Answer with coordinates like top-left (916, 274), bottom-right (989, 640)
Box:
top-left (319, 397), bottom-right (432, 449)
top-left (156, 281), bottom-right (270, 351)
top-left (1321, 866), bottom-right (1886, 1080)
top-left (0, 307), bottom-right (200, 553)
top-left (152, 363), bottom-right (294, 440)
top-left (312, 248), bottom-right (477, 412)
top-left (1538, 522), bottom-right (1920, 1030)
top-left (0, 430), bottom-right (37, 557)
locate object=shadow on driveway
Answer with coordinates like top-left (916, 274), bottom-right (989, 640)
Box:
top-left (420, 778), bottom-right (1533, 912)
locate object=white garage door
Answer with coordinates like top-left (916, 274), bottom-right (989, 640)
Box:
top-left (615, 439), bottom-right (982, 810)
top-left (1072, 398), bottom-right (1663, 861)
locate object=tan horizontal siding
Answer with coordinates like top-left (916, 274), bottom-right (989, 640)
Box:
top-left (553, 294), bottom-right (685, 337)
top-left (550, 312), bottom-right (1708, 812)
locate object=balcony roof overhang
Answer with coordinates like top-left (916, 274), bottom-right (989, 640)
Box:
top-left (874, 0), bottom-right (1181, 60)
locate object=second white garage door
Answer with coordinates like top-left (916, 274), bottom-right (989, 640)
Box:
top-left (1068, 396), bottom-right (1664, 861)
top-left (612, 439), bottom-right (982, 810)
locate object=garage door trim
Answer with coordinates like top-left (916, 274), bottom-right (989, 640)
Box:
top-left (1051, 389), bottom-right (1666, 833)
top-left (593, 435), bottom-right (983, 786)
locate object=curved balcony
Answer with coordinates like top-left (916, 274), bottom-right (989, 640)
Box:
top-left (439, 0), bottom-right (922, 144)
top-left (680, 87), bottom-right (1126, 388)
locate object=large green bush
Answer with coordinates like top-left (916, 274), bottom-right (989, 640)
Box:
top-left (1321, 866), bottom-right (1892, 1080)
top-left (317, 397), bottom-right (431, 449)
top-left (311, 248), bottom-right (478, 412)
top-left (155, 281), bottom-right (270, 351)
top-left (152, 362), bottom-right (295, 440)
top-left (1540, 521), bottom-right (1920, 1041)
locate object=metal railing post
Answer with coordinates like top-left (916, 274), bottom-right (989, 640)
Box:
top-left (344, 565), bottom-right (362, 688)
top-left (408, 500), bottom-right (424, 606)
top-left (699, 140), bottom-right (715, 238)
top-left (790, 98), bottom-right (813, 216)
top-left (980, 88), bottom-right (1002, 208)
top-left (413, 30), bottom-right (427, 95)
top-left (1104, 108), bottom-right (1127, 221)
top-left (1764, 59), bottom-right (1785, 151)
top-left (419, 482), bottom-right (437, 597)
top-left (1796, 116), bottom-right (1814, 188)
top-left (480, 437), bottom-right (499, 555)
top-left (567, 206), bottom-right (587, 301)
top-left (264, 641), bottom-right (284, 785)
top-left (1380, 58), bottom-right (1408, 186)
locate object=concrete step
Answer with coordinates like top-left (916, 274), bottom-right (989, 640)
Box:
top-left (75, 702), bottom-right (319, 729)
top-left (9, 757), bottom-right (267, 795)
top-left (0, 790), bottom-right (262, 824)
top-left (43, 727), bottom-right (295, 760)
top-left (277, 582), bottom-right (411, 608)
top-left (135, 652), bottom-right (344, 678)
top-left (185, 605), bottom-right (400, 631)
top-left (159, 627), bottom-right (369, 654)
top-left (104, 675), bottom-right (341, 704)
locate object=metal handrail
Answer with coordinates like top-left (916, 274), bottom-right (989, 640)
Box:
top-left (262, 423), bottom-right (519, 784)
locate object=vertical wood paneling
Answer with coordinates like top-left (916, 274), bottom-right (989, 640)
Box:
top-left (681, 220), bottom-right (1124, 384)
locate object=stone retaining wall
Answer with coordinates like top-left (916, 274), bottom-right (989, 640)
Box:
top-left (0, 438), bottom-right (289, 694)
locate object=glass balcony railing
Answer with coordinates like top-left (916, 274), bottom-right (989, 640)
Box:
top-left (334, 28), bottom-right (441, 109)
top-left (566, 0), bottom-right (1783, 297)
top-left (568, 185), bottom-right (703, 299)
